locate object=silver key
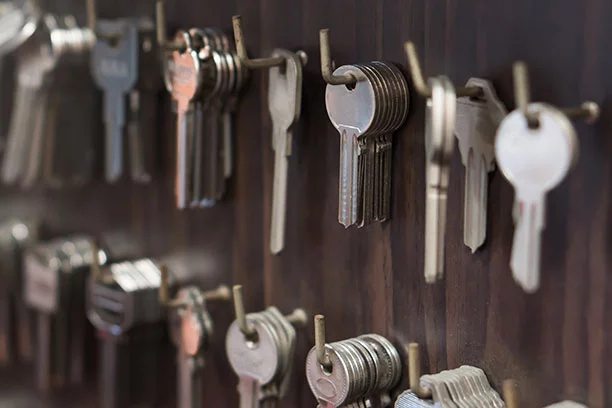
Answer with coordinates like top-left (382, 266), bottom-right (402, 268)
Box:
top-left (269, 49), bottom-right (303, 254)
top-left (424, 76), bottom-right (456, 283)
top-left (91, 19), bottom-right (139, 182)
top-left (495, 103), bottom-right (576, 293)
top-left (164, 31), bottom-right (201, 209)
top-left (455, 78), bottom-right (507, 253)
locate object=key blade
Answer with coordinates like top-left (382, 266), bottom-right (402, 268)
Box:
top-left (238, 375), bottom-right (259, 408)
top-left (338, 127), bottom-right (360, 228)
top-left (175, 102), bottom-right (191, 209)
top-left (104, 91), bottom-right (126, 183)
top-left (424, 183), bottom-right (447, 283)
top-left (463, 151), bottom-right (488, 252)
top-left (510, 199), bottom-right (544, 293)
top-left (270, 128), bottom-right (289, 254)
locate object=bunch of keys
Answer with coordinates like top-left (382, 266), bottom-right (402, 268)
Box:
top-left (89, 14), bottom-right (160, 183)
top-left (495, 62), bottom-right (598, 293)
top-left (306, 315), bottom-right (402, 408)
top-left (226, 285), bottom-right (307, 407)
top-left (159, 270), bottom-right (231, 408)
top-left (394, 365), bottom-right (504, 407)
top-left (23, 236), bottom-right (104, 391)
top-left (161, 21), bottom-right (247, 208)
top-left (2, 14), bottom-right (96, 188)
top-left (232, 16), bottom-right (304, 254)
top-left (87, 257), bottom-right (168, 408)
top-left (322, 30), bottom-right (409, 228)
top-left (0, 218), bottom-right (39, 366)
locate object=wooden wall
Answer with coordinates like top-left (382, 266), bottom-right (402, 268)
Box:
top-left (0, 0), bottom-right (610, 406)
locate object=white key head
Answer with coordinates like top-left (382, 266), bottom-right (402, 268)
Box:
top-left (426, 75), bottom-right (456, 174)
top-left (164, 31), bottom-right (200, 105)
top-left (495, 103), bottom-right (576, 197)
top-left (268, 49), bottom-right (303, 133)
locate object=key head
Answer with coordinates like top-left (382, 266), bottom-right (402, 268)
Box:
top-left (426, 76), bottom-right (456, 168)
top-left (91, 20), bottom-right (139, 93)
top-left (164, 31), bottom-right (201, 104)
top-left (326, 65), bottom-right (376, 134)
top-left (455, 78), bottom-right (507, 170)
top-left (225, 315), bottom-right (280, 384)
top-left (176, 287), bottom-right (212, 356)
top-left (23, 244), bottom-right (59, 314)
top-left (495, 103), bottom-right (577, 197)
top-left (305, 344), bottom-right (351, 406)
top-left (268, 49), bottom-right (303, 131)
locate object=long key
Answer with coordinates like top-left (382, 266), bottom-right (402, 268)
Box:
top-left (495, 104), bottom-right (576, 293)
top-left (269, 49), bottom-right (303, 254)
top-left (455, 78), bottom-right (507, 253)
top-left (166, 31), bottom-right (201, 208)
top-left (424, 77), bottom-right (456, 283)
top-left (91, 20), bottom-right (139, 182)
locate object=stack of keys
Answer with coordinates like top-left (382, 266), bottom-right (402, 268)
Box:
top-left (164, 281), bottom-right (230, 408)
top-left (1, 14), bottom-right (96, 188)
top-left (0, 0), bottom-right (39, 56)
top-left (495, 104), bottom-right (577, 293)
top-left (0, 219), bottom-right (39, 366)
top-left (23, 236), bottom-right (102, 391)
top-left (164, 28), bottom-right (247, 209)
top-left (423, 76), bottom-right (456, 283)
top-left (394, 365), bottom-right (504, 407)
top-left (226, 306), bottom-right (302, 406)
top-left (87, 258), bottom-right (167, 408)
top-left (454, 78), bottom-right (507, 253)
top-left (90, 18), bottom-right (160, 183)
top-left (306, 334), bottom-right (402, 407)
top-left (325, 62), bottom-right (409, 228)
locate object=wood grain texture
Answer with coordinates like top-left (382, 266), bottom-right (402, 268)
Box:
top-left (0, 0), bottom-right (610, 406)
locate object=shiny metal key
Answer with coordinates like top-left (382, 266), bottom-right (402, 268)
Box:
top-left (424, 77), bottom-right (456, 283)
top-left (495, 103), bottom-right (576, 293)
top-left (269, 49), bottom-right (303, 254)
top-left (455, 78), bottom-right (507, 253)
top-left (91, 19), bottom-right (139, 182)
top-left (164, 31), bottom-right (201, 209)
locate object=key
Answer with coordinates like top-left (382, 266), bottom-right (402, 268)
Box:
top-left (164, 31), bottom-right (202, 208)
top-left (0, 0), bottom-right (39, 56)
top-left (424, 76), bottom-right (456, 283)
top-left (544, 402), bottom-right (587, 408)
top-left (495, 103), bottom-right (576, 293)
top-left (455, 78), bottom-right (507, 253)
top-left (127, 90), bottom-right (151, 182)
top-left (91, 19), bottom-right (139, 182)
top-left (268, 49), bottom-right (303, 254)
top-left (326, 66), bottom-right (375, 228)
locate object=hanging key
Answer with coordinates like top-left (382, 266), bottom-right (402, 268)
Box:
top-left (455, 78), bottom-right (507, 253)
top-left (91, 19), bottom-right (139, 183)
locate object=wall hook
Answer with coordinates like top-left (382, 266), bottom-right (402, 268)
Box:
top-left (90, 240), bottom-right (113, 284)
top-left (512, 61), bottom-right (599, 129)
top-left (314, 314), bottom-right (332, 372)
top-left (408, 342), bottom-right (433, 399)
top-left (86, 0), bottom-right (121, 44)
top-left (318, 29), bottom-right (356, 86)
top-left (158, 264), bottom-right (184, 308)
top-left (232, 285), bottom-right (258, 341)
top-left (232, 15), bottom-right (307, 69)
top-left (502, 379), bottom-right (519, 408)
top-left (404, 42), bottom-right (483, 98)
top-left (155, 0), bottom-right (186, 52)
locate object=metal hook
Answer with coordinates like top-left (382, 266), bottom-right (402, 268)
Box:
top-left (314, 314), bottom-right (332, 372)
top-left (158, 264), bottom-right (185, 308)
top-left (232, 285), bottom-right (258, 341)
top-left (232, 15), bottom-right (286, 69)
top-left (285, 308), bottom-right (308, 327)
top-left (90, 241), bottom-right (113, 284)
top-left (319, 29), bottom-right (356, 86)
top-left (513, 61), bottom-right (600, 128)
top-left (408, 343), bottom-right (433, 399)
top-left (202, 285), bottom-right (232, 302)
top-left (86, 0), bottom-right (120, 44)
top-left (404, 42), bottom-right (483, 99)
top-left (502, 379), bottom-right (519, 408)
top-left (155, 0), bottom-right (186, 52)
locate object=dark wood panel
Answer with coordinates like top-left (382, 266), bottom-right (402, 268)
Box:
top-left (0, 0), bottom-right (610, 407)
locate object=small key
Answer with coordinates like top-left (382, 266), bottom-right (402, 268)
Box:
top-left (164, 31), bottom-right (202, 208)
top-left (455, 78), bottom-right (507, 253)
top-left (495, 103), bottom-right (576, 293)
top-left (91, 19), bottom-right (139, 182)
top-left (424, 76), bottom-right (456, 283)
top-left (326, 66), bottom-right (375, 228)
top-left (269, 49), bottom-right (303, 254)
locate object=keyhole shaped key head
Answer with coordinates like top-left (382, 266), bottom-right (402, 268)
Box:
top-left (495, 103), bottom-right (577, 194)
top-left (325, 65), bottom-right (375, 135)
top-left (268, 49), bottom-right (303, 138)
top-left (164, 31), bottom-right (201, 105)
top-left (91, 20), bottom-right (139, 93)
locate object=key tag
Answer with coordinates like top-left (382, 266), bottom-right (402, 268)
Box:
top-left (495, 62), bottom-right (599, 293)
top-left (232, 16), bottom-right (307, 255)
